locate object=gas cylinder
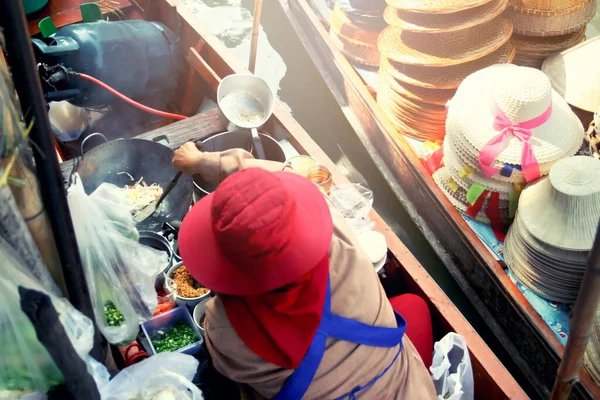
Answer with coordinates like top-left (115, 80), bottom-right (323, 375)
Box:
top-left (32, 20), bottom-right (180, 107)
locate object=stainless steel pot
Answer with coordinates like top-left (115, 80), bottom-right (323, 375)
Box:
top-left (139, 231), bottom-right (174, 275)
top-left (192, 130), bottom-right (286, 202)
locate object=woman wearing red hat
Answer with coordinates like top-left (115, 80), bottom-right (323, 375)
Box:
top-left (173, 144), bottom-right (436, 399)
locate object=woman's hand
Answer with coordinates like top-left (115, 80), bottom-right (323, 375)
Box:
top-left (172, 142), bottom-right (203, 175)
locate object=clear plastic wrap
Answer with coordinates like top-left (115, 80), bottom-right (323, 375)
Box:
top-left (329, 183), bottom-right (375, 233)
top-left (430, 333), bottom-right (474, 400)
top-left (0, 237), bottom-right (100, 399)
top-left (67, 174), bottom-right (167, 345)
top-left (101, 353), bottom-right (203, 400)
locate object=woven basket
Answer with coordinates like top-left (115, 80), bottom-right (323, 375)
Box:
top-left (337, 0), bottom-right (387, 21)
top-left (379, 69), bottom-right (457, 105)
top-left (378, 16), bottom-right (513, 66)
top-left (505, 0), bottom-right (597, 36)
top-left (331, 3), bottom-right (383, 46)
top-left (512, 27), bottom-right (586, 68)
top-left (384, 0), bottom-right (508, 33)
top-left (330, 30), bottom-right (380, 67)
top-left (386, 0), bottom-right (493, 14)
top-left (509, 0), bottom-right (591, 11)
top-left (380, 41), bottom-right (515, 89)
top-left (377, 83), bottom-right (447, 141)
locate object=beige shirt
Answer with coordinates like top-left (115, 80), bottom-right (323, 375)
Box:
top-left (198, 149), bottom-right (436, 399)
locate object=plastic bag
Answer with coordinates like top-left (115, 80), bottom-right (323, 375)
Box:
top-left (89, 183), bottom-right (139, 241)
top-left (0, 237), bottom-right (101, 399)
top-left (329, 184), bottom-right (375, 233)
top-left (67, 175), bottom-right (167, 345)
top-left (101, 353), bottom-right (203, 400)
top-left (430, 333), bottom-right (474, 400)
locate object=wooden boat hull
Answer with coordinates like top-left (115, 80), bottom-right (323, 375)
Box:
top-left (50, 0), bottom-right (524, 397)
top-left (279, 0), bottom-right (599, 398)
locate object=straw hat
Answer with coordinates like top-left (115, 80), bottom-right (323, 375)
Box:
top-left (386, 0), bottom-right (494, 14)
top-left (504, 0), bottom-right (597, 37)
top-left (512, 27), bottom-right (586, 69)
top-left (380, 41), bottom-right (515, 89)
top-left (378, 16), bottom-right (513, 66)
top-left (516, 156), bottom-right (600, 251)
top-left (542, 36), bottom-right (600, 113)
top-left (384, 0), bottom-right (508, 32)
top-left (446, 64), bottom-right (584, 183)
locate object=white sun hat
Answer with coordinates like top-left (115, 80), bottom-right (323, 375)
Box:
top-left (443, 137), bottom-right (517, 195)
top-left (433, 166), bottom-right (511, 224)
top-left (542, 36), bottom-right (600, 113)
top-left (446, 64), bottom-right (584, 184)
top-left (517, 155), bottom-right (600, 251)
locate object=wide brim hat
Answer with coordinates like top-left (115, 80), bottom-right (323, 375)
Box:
top-left (542, 36), bottom-right (600, 113)
top-left (433, 166), bottom-right (511, 223)
top-left (384, 0), bottom-right (508, 33)
top-left (386, 0), bottom-right (494, 14)
top-left (445, 116), bottom-right (583, 183)
top-left (178, 168), bottom-right (333, 296)
top-left (378, 16), bottom-right (513, 66)
top-left (380, 41), bottom-right (515, 89)
top-left (504, 0), bottom-right (596, 37)
top-left (443, 137), bottom-right (517, 195)
top-left (446, 64), bottom-right (584, 182)
top-left (517, 156), bottom-right (600, 251)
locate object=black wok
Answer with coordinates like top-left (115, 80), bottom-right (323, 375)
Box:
top-left (77, 138), bottom-right (193, 231)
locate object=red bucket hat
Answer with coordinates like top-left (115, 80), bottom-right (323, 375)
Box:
top-left (178, 168), bottom-right (334, 296)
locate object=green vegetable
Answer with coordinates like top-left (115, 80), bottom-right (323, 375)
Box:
top-left (104, 301), bottom-right (125, 327)
top-left (151, 322), bottom-right (198, 353)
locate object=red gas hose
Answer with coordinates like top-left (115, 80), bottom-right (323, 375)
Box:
top-left (76, 73), bottom-right (187, 121)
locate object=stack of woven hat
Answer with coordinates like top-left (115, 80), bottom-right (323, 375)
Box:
top-left (505, 0), bottom-right (596, 69)
top-left (504, 156), bottom-right (600, 303)
top-left (377, 0), bottom-right (515, 142)
top-left (433, 64), bottom-right (584, 237)
top-left (585, 312), bottom-right (600, 385)
top-left (329, 0), bottom-right (387, 67)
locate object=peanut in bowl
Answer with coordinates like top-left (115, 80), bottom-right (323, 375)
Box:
top-left (165, 262), bottom-right (211, 307)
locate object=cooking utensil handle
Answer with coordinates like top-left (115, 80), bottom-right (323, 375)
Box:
top-left (155, 171), bottom-right (183, 210)
top-left (251, 128), bottom-right (266, 160)
top-left (80, 132), bottom-right (108, 156)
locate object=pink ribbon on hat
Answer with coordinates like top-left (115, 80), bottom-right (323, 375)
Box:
top-left (478, 102), bottom-right (552, 182)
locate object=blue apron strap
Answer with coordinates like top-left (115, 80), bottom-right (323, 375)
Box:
top-left (273, 275), bottom-right (407, 400)
top-left (273, 330), bottom-right (328, 400)
top-left (321, 311), bottom-right (406, 347)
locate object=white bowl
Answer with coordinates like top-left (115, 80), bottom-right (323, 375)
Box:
top-left (193, 301), bottom-right (207, 336)
top-left (166, 262), bottom-right (211, 308)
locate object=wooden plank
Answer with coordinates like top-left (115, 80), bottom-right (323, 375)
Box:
top-left (27, 0), bottom-right (132, 35)
top-left (156, 2), bottom-right (527, 398)
top-left (281, 0), bottom-right (599, 398)
top-left (60, 109), bottom-right (225, 177)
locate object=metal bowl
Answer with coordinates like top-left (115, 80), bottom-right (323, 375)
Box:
top-left (139, 231), bottom-right (173, 275)
top-left (166, 262), bottom-right (211, 308)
